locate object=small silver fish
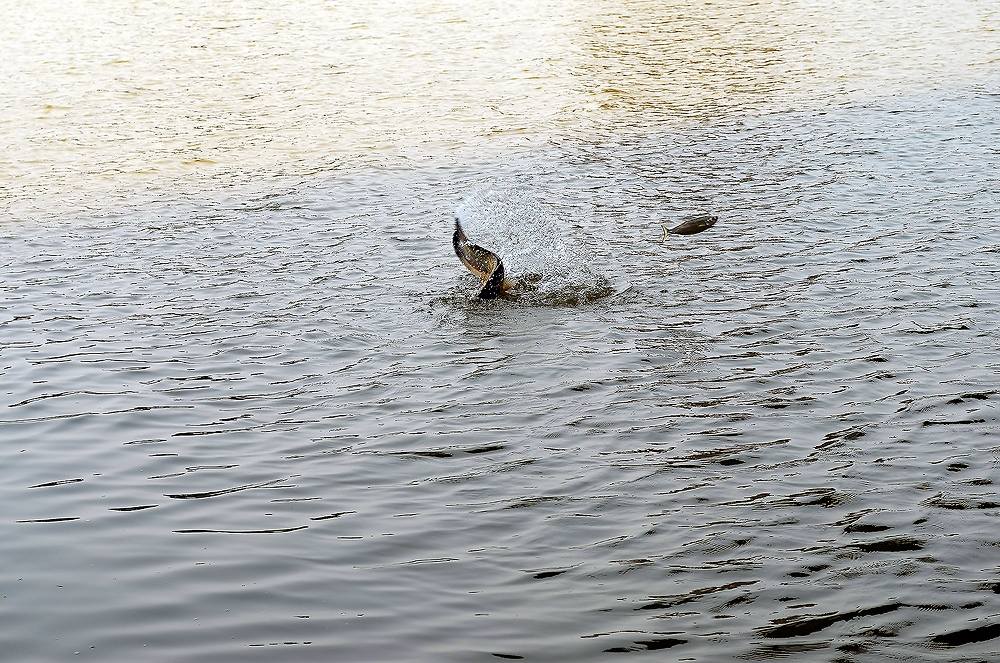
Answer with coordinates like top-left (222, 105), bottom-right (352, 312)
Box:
top-left (662, 213), bottom-right (718, 239)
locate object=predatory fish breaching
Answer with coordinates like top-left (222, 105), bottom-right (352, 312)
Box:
top-left (452, 219), bottom-right (514, 299)
top-left (452, 211), bottom-right (718, 300)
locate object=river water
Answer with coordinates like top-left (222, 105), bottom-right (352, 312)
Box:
top-left (2, 1), bottom-right (999, 661)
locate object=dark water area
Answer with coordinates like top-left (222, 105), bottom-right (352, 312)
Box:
top-left (3, 1), bottom-right (1000, 661)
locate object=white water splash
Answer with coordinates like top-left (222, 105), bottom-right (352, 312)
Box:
top-left (455, 185), bottom-right (613, 304)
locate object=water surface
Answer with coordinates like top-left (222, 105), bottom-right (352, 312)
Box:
top-left (2, 1), bottom-right (999, 661)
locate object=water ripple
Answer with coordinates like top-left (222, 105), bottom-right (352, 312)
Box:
top-left (3, 1), bottom-right (999, 662)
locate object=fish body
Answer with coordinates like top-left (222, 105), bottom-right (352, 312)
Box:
top-left (452, 220), bottom-right (513, 299)
top-left (664, 213), bottom-right (718, 237)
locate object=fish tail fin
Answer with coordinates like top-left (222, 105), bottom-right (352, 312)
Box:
top-left (453, 218), bottom-right (468, 260)
top-left (478, 256), bottom-right (506, 299)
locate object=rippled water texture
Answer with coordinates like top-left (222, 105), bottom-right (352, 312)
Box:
top-left (2, 1), bottom-right (1000, 661)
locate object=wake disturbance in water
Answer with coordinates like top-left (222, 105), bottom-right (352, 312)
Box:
top-left (455, 185), bottom-right (615, 305)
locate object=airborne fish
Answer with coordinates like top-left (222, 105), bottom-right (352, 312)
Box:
top-left (662, 213), bottom-right (718, 239)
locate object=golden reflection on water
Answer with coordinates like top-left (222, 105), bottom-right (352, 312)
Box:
top-left (0, 0), bottom-right (996, 217)
top-left (579, 1), bottom-right (997, 122)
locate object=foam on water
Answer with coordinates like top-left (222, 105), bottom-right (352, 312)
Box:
top-left (455, 184), bottom-right (614, 304)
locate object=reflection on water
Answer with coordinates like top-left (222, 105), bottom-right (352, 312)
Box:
top-left (2, 1), bottom-right (1000, 662)
top-left (1, 0), bottom-right (582, 217)
top-left (2, 0), bottom-right (995, 218)
top-left (579, 2), bottom-right (997, 123)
